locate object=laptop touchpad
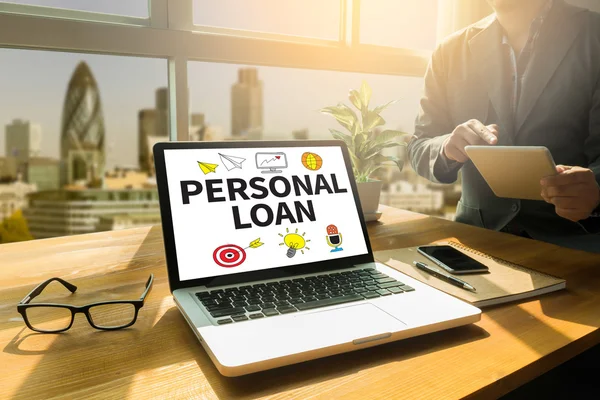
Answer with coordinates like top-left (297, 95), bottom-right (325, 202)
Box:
top-left (201, 304), bottom-right (407, 367)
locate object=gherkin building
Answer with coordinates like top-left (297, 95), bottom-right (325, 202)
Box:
top-left (60, 61), bottom-right (105, 187)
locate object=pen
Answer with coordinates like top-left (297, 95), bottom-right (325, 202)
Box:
top-left (413, 261), bottom-right (477, 292)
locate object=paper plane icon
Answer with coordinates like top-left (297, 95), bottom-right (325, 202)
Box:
top-left (197, 161), bottom-right (218, 175)
top-left (219, 153), bottom-right (246, 171)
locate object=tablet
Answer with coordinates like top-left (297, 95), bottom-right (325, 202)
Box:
top-left (464, 146), bottom-right (557, 201)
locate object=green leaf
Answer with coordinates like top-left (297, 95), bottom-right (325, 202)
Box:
top-left (384, 155), bottom-right (406, 171)
top-left (320, 104), bottom-right (358, 132)
top-left (329, 129), bottom-right (352, 148)
top-left (363, 110), bottom-right (386, 131)
top-left (373, 100), bottom-right (398, 115)
top-left (353, 132), bottom-right (369, 157)
top-left (369, 154), bottom-right (405, 173)
top-left (373, 130), bottom-right (410, 145)
top-left (364, 164), bottom-right (384, 179)
top-left (363, 142), bottom-right (402, 159)
top-left (348, 89), bottom-right (362, 111)
top-left (359, 81), bottom-right (372, 110)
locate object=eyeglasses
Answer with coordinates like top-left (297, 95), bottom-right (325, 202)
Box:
top-left (17, 274), bottom-right (153, 333)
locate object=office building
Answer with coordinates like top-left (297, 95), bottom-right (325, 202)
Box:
top-left (231, 68), bottom-right (263, 137)
top-left (292, 129), bottom-right (309, 140)
top-left (189, 113), bottom-right (206, 141)
top-left (380, 181), bottom-right (444, 215)
top-left (0, 157), bottom-right (17, 180)
top-left (5, 119), bottom-right (42, 166)
top-left (60, 61), bottom-right (106, 187)
top-left (138, 109), bottom-right (157, 173)
top-left (24, 157), bottom-right (60, 191)
top-left (104, 167), bottom-right (156, 190)
top-left (138, 88), bottom-right (172, 174)
top-left (96, 213), bottom-right (162, 232)
top-left (155, 87), bottom-right (169, 138)
top-left (23, 188), bottom-right (160, 239)
top-left (203, 125), bottom-right (225, 142)
top-left (0, 181), bottom-right (37, 221)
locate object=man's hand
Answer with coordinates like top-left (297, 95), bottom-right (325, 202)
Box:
top-left (442, 119), bottom-right (499, 163)
top-left (541, 165), bottom-right (600, 222)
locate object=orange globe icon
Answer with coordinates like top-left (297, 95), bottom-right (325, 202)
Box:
top-left (301, 152), bottom-right (323, 171)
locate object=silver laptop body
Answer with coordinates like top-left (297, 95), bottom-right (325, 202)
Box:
top-left (154, 140), bottom-right (481, 376)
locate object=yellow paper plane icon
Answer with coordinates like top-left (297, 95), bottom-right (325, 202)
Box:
top-left (197, 161), bottom-right (218, 175)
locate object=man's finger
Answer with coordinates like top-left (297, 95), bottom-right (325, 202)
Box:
top-left (447, 136), bottom-right (470, 162)
top-left (466, 120), bottom-right (498, 145)
top-left (487, 124), bottom-right (500, 133)
top-left (549, 197), bottom-right (579, 209)
top-left (541, 168), bottom-right (593, 186)
top-left (541, 190), bottom-right (551, 204)
top-left (461, 127), bottom-right (490, 145)
top-left (555, 207), bottom-right (588, 222)
top-left (555, 164), bottom-right (572, 174)
top-left (542, 183), bottom-right (588, 198)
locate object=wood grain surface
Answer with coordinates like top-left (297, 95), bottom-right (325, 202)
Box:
top-left (1, 205), bottom-right (600, 400)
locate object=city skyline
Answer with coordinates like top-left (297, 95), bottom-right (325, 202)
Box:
top-left (0, 48), bottom-right (424, 169)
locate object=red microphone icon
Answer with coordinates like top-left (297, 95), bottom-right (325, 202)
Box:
top-left (325, 224), bottom-right (344, 253)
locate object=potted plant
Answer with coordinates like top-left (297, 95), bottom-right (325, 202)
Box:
top-left (320, 81), bottom-right (410, 220)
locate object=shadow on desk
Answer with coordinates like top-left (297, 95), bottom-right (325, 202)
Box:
top-left (371, 214), bottom-right (600, 396)
top-left (3, 226), bottom-right (167, 400)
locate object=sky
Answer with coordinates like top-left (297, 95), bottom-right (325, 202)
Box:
top-left (0, 0), bottom-right (433, 169)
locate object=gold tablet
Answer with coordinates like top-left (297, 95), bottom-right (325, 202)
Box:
top-left (464, 146), bottom-right (557, 201)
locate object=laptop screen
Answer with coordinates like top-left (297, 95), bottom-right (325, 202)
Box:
top-left (164, 145), bottom-right (370, 281)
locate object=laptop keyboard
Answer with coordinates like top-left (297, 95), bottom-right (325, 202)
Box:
top-left (195, 268), bottom-right (415, 325)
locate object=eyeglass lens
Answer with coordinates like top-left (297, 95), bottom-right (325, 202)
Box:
top-left (88, 303), bottom-right (137, 328)
top-left (25, 306), bottom-right (72, 332)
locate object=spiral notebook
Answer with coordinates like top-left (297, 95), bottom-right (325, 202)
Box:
top-left (374, 241), bottom-right (566, 308)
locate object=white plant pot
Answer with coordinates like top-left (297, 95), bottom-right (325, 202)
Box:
top-left (356, 180), bottom-right (383, 217)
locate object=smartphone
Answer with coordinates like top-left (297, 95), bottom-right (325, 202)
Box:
top-left (417, 245), bottom-right (489, 274)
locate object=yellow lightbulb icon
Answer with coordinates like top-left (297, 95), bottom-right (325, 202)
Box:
top-left (279, 228), bottom-right (311, 258)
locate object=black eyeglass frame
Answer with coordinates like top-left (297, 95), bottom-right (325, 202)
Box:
top-left (17, 274), bottom-right (154, 333)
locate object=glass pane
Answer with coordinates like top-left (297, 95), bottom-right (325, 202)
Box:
top-left (0, 0), bottom-right (149, 17)
top-left (193, 0), bottom-right (340, 40)
top-left (188, 62), bottom-right (460, 219)
top-left (360, 0), bottom-right (438, 50)
top-left (89, 303), bottom-right (136, 328)
top-left (25, 306), bottom-right (72, 332)
top-left (0, 49), bottom-right (166, 244)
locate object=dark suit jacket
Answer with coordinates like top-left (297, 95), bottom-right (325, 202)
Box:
top-left (407, 0), bottom-right (600, 252)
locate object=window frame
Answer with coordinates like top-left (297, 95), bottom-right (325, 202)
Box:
top-left (0, 0), bottom-right (431, 142)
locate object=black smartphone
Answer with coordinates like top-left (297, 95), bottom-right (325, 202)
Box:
top-left (417, 245), bottom-right (489, 274)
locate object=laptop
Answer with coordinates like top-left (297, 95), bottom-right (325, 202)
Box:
top-left (153, 140), bottom-right (481, 376)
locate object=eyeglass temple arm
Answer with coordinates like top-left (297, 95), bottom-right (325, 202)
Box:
top-left (139, 274), bottom-right (154, 301)
top-left (19, 277), bottom-right (77, 304)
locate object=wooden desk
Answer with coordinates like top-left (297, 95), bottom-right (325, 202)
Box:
top-left (1, 206), bottom-right (600, 399)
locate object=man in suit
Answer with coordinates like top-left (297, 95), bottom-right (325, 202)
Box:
top-left (408, 0), bottom-right (600, 252)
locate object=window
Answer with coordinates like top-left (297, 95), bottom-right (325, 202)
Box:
top-left (187, 62), bottom-right (459, 219)
top-left (360, 0), bottom-right (438, 50)
top-left (192, 0), bottom-right (341, 41)
top-left (1, 0), bottom-right (466, 245)
top-left (0, 0), bottom-right (149, 18)
top-left (188, 62), bottom-right (422, 141)
top-left (0, 48), bottom-right (166, 243)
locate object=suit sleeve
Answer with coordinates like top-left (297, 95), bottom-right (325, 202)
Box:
top-left (578, 65), bottom-right (600, 231)
top-left (408, 44), bottom-right (463, 184)
top-left (586, 73), bottom-right (600, 187)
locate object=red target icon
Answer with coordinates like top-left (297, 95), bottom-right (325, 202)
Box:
top-left (213, 244), bottom-right (247, 268)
